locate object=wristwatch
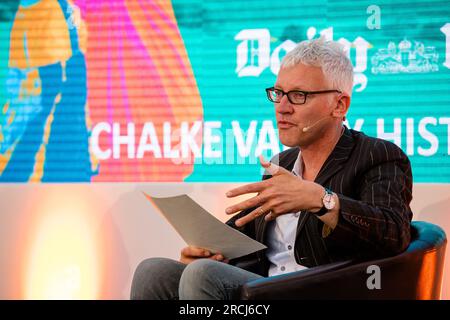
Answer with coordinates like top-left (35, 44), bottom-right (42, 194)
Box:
top-left (315, 188), bottom-right (335, 217)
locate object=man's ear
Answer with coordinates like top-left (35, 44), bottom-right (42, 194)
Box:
top-left (332, 94), bottom-right (350, 120)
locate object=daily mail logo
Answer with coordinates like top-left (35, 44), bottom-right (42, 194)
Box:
top-left (234, 24), bottom-right (450, 92)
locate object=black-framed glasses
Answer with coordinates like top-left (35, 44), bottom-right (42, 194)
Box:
top-left (265, 87), bottom-right (342, 105)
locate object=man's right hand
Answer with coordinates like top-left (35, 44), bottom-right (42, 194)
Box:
top-left (180, 246), bottom-right (227, 264)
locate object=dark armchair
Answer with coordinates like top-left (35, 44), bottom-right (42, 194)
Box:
top-left (240, 221), bottom-right (447, 300)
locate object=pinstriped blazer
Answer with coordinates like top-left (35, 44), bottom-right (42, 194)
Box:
top-left (227, 126), bottom-right (413, 277)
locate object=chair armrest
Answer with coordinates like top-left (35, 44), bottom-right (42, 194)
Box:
top-left (241, 245), bottom-right (446, 300)
top-left (240, 222), bottom-right (447, 300)
top-left (240, 260), bottom-right (355, 300)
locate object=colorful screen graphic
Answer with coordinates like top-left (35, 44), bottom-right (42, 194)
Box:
top-left (1, 0), bottom-right (449, 182)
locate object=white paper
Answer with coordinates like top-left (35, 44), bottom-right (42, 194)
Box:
top-left (143, 193), bottom-right (267, 260)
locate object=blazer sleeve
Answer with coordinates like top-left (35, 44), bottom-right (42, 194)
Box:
top-left (326, 140), bottom-right (413, 257)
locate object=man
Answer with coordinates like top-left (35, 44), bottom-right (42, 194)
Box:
top-left (130, 38), bottom-right (413, 300)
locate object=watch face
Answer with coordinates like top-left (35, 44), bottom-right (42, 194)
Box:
top-left (323, 193), bottom-right (335, 210)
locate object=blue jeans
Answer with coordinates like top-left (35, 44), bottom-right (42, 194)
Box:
top-left (130, 257), bottom-right (263, 300)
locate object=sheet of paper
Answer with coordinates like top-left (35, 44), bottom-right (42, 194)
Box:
top-left (143, 193), bottom-right (267, 260)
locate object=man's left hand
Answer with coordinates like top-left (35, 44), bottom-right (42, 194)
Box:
top-left (225, 156), bottom-right (324, 227)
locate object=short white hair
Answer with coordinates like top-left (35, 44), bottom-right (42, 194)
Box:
top-left (281, 37), bottom-right (354, 96)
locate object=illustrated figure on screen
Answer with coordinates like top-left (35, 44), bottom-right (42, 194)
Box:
top-left (0, 0), bottom-right (92, 182)
top-left (1, 0), bottom-right (203, 182)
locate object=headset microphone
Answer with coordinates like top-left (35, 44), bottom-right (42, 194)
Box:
top-left (302, 116), bottom-right (329, 133)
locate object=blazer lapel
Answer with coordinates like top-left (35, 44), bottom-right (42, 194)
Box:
top-left (296, 126), bottom-right (356, 235)
top-left (314, 126), bottom-right (355, 186)
top-left (283, 148), bottom-right (300, 172)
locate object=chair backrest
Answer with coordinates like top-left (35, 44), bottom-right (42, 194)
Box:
top-left (401, 221), bottom-right (447, 299)
top-left (336, 220), bottom-right (447, 299)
